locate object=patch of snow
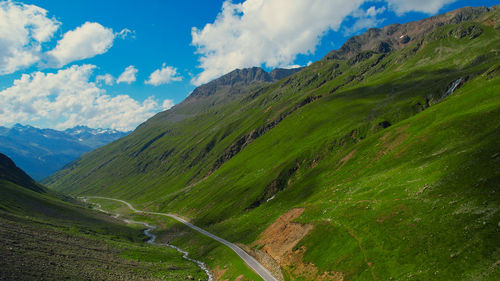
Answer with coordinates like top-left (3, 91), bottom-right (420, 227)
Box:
top-left (96, 129), bottom-right (116, 134)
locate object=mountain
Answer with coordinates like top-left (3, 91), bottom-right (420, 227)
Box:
top-left (324, 6), bottom-right (495, 60)
top-left (0, 153), bottom-right (207, 280)
top-left (64, 125), bottom-right (128, 147)
top-left (0, 124), bottom-right (128, 180)
top-left (46, 6), bottom-right (500, 281)
top-left (164, 66), bottom-right (303, 123)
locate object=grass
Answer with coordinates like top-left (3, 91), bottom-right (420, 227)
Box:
top-left (89, 197), bottom-right (264, 281)
top-left (47, 11), bottom-right (500, 281)
top-left (0, 180), bottom-right (207, 280)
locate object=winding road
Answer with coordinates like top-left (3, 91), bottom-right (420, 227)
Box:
top-left (85, 196), bottom-right (279, 281)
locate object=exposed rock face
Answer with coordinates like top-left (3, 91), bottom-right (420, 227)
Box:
top-left (154, 66), bottom-right (304, 124)
top-left (186, 67), bottom-right (270, 102)
top-left (324, 6), bottom-right (494, 60)
top-left (185, 67), bottom-right (303, 101)
top-left (269, 67), bottom-right (305, 81)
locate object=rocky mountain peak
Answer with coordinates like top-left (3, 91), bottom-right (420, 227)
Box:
top-left (186, 66), bottom-right (303, 101)
top-left (269, 67), bottom-right (305, 80)
top-left (221, 67), bottom-right (272, 85)
top-left (324, 6), bottom-right (494, 60)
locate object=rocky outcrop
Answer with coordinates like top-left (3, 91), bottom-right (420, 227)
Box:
top-left (210, 95), bottom-right (322, 174)
top-left (269, 67), bottom-right (305, 80)
top-left (324, 6), bottom-right (493, 60)
top-left (185, 67), bottom-right (303, 102)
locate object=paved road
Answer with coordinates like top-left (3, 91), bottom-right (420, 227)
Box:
top-left (82, 197), bottom-right (214, 280)
top-left (85, 196), bottom-right (279, 281)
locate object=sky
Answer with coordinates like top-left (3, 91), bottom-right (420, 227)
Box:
top-left (0, 0), bottom-right (497, 131)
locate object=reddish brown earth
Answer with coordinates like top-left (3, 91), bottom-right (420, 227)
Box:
top-left (247, 208), bottom-right (344, 281)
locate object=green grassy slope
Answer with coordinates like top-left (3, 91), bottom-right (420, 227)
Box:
top-left (88, 197), bottom-right (264, 281)
top-left (0, 154), bottom-right (207, 280)
top-left (46, 6), bottom-right (500, 281)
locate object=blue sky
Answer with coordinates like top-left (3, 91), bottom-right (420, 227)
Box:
top-left (0, 0), bottom-right (497, 130)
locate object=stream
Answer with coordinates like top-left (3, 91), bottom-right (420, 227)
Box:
top-left (81, 197), bottom-right (214, 281)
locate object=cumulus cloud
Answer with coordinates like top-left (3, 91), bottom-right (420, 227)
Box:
top-left (117, 65), bottom-right (138, 84)
top-left (191, 0), bottom-right (458, 85)
top-left (145, 63), bottom-right (182, 86)
top-left (0, 1), bottom-right (60, 74)
top-left (46, 22), bottom-right (115, 67)
top-left (0, 65), bottom-right (173, 131)
top-left (386, 0), bottom-right (456, 15)
top-left (191, 0), bottom-right (368, 85)
top-left (96, 73), bottom-right (114, 85)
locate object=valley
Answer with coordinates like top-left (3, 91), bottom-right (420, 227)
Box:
top-left (1, 3), bottom-right (499, 281)
top-left (83, 196), bottom-right (278, 281)
top-left (0, 153), bottom-right (208, 280)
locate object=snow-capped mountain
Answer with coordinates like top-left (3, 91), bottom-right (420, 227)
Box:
top-left (0, 124), bottom-right (129, 180)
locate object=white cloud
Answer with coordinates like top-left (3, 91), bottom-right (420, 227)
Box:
top-left (46, 22), bottom-right (115, 67)
top-left (0, 65), bottom-right (173, 131)
top-left (117, 65), bottom-right (138, 84)
top-left (96, 73), bottom-right (114, 85)
top-left (191, 0), bottom-right (459, 85)
top-left (162, 99), bottom-right (174, 110)
top-left (344, 6), bottom-right (386, 35)
top-left (280, 64), bottom-right (303, 69)
top-left (116, 28), bottom-right (135, 39)
top-left (386, 0), bottom-right (456, 15)
top-left (191, 0), bottom-right (367, 85)
top-left (0, 1), bottom-right (60, 74)
top-left (145, 63), bottom-right (182, 86)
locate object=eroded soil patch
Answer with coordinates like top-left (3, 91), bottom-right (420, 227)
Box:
top-left (249, 208), bottom-right (344, 281)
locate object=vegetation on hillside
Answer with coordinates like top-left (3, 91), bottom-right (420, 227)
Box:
top-left (46, 6), bottom-right (500, 280)
top-left (0, 153), bottom-right (207, 280)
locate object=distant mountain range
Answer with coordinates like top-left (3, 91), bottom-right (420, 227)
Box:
top-left (0, 124), bottom-right (128, 180)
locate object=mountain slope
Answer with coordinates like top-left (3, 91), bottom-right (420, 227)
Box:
top-left (0, 124), bottom-right (128, 180)
top-left (0, 153), bottom-right (207, 280)
top-left (0, 153), bottom-right (45, 193)
top-left (47, 6), bottom-right (500, 281)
